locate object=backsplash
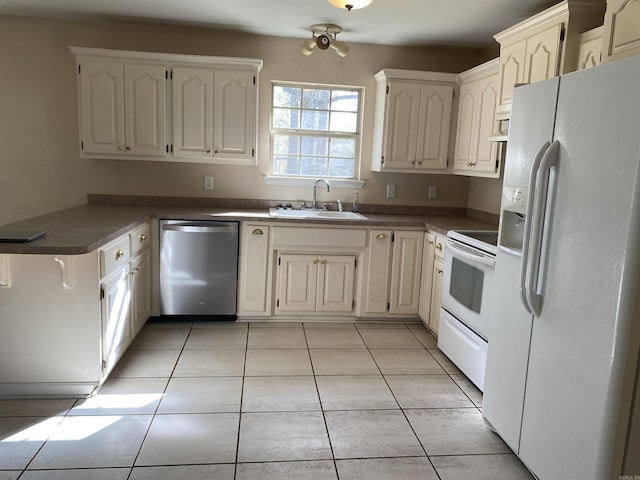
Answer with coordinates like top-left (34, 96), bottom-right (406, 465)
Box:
top-left (87, 194), bottom-right (497, 220)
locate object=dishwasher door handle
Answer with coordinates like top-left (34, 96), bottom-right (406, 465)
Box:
top-left (161, 224), bottom-right (237, 234)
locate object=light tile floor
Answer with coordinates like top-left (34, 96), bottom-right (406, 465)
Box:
top-left (0, 320), bottom-right (535, 480)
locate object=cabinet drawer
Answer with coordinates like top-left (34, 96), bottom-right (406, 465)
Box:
top-left (100, 236), bottom-right (131, 277)
top-left (434, 234), bottom-right (447, 260)
top-left (272, 227), bottom-right (367, 249)
top-left (129, 223), bottom-right (151, 256)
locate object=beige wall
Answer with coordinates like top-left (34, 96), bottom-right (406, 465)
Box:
top-left (0, 15), bottom-right (498, 225)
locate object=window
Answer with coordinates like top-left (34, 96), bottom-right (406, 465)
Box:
top-left (271, 83), bottom-right (362, 179)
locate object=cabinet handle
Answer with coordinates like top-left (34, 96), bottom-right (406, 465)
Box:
top-left (411, 160), bottom-right (416, 165)
top-left (115, 249), bottom-right (124, 260)
top-left (118, 146), bottom-right (123, 150)
top-left (215, 150), bottom-right (219, 154)
top-left (418, 161), bottom-right (422, 165)
top-left (139, 234), bottom-right (147, 243)
top-left (428, 240), bottom-right (434, 245)
top-left (207, 149), bottom-right (212, 154)
top-left (376, 233), bottom-right (387, 240)
top-left (437, 268), bottom-right (443, 275)
top-left (126, 146), bottom-right (131, 151)
top-left (252, 228), bottom-right (264, 235)
top-left (436, 243), bottom-right (443, 251)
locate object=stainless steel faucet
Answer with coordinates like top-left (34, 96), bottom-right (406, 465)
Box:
top-left (312, 179), bottom-right (330, 210)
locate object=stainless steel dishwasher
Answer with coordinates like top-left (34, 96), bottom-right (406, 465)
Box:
top-left (159, 220), bottom-right (238, 317)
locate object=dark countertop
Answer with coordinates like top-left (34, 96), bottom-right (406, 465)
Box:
top-left (0, 204), bottom-right (497, 255)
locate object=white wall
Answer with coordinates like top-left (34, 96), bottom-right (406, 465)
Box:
top-left (0, 15), bottom-right (496, 226)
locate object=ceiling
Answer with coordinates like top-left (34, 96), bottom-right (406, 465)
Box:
top-left (0, 0), bottom-right (560, 47)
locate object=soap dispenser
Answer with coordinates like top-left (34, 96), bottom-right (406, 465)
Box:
top-left (351, 190), bottom-right (359, 213)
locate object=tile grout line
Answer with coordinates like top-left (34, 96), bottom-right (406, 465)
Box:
top-left (125, 320), bottom-right (194, 480)
top-left (302, 321), bottom-right (341, 480)
top-left (232, 322), bottom-right (251, 480)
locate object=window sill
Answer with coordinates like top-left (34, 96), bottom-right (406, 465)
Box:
top-left (263, 176), bottom-right (365, 189)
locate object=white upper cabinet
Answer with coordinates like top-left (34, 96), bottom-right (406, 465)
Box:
top-left (453, 59), bottom-right (502, 178)
top-left (372, 69), bottom-right (456, 174)
top-left (578, 25), bottom-right (604, 69)
top-left (602, 0), bottom-right (640, 63)
top-left (71, 47), bottom-right (262, 165)
top-left (78, 61), bottom-right (125, 156)
top-left (213, 68), bottom-right (256, 164)
top-left (173, 66), bottom-right (214, 161)
top-left (124, 64), bottom-right (167, 157)
top-left (493, 0), bottom-right (606, 120)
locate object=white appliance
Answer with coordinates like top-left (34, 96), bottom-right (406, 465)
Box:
top-left (483, 54), bottom-right (640, 479)
top-left (439, 230), bottom-right (497, 391)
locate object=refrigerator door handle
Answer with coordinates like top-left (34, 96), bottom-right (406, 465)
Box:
top-left (525, 140), bottom-right (559, 316)
top-left (520, 141), bottom-right (550, 313)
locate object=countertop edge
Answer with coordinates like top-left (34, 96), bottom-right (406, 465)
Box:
top-left (0, 205), bottom-right (497, 255)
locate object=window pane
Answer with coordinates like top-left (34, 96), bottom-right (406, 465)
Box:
top-left (330, 111), bottom-right (357, 133)
top-left (300, 156), bottom-right (328, 176)
top-left (331, 90), bottom-right (359, 112)
top-left (301, 137), bottom-right (328, 156)
top-left (302, 89), bottom-right (330, 110)
top-left (273, 86), bottom-right (301, 108)
top-left (273, 155), bottom-right (300, 175)
top-left (302, 110), bottom-right (329, 131)
top-left (329, 138), bottom-right (355, 158)
top-left (274, 135), bottom-right (300, 155)
top-left (328, 158), bottom-right (355, 178)
top-left (273, 108), bottom-right (300, 129)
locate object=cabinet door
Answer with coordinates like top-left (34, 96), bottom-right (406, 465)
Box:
top-left (382, 81), bottom-right (421, 169)
top-left (418, 233), bottom-right (436, 325)
top-left (238, 224), bottom-right (271, 315)
top-left (276, 254), bottom-right (318, 312)
top-left (523, 24), bottom-right (563, 85)
top-left (602, 0), bottom-right (640, 63)
top-left (130, 249), bottom-right (151, 336)
top-left (389, 231), bottom-right (424, 315)
top-left (429, 258), bottom-right (445, 335)
top-left (79, 61), bottom-right (125, 156)
top-left (578, 26), bottom-right (604, 70)
top-left (316, 256), bottom-right (355, 313)
top-left (124, 64), bottom-right (167, 157)
top-left (453, 80), bottom-right (478, 171)
top-left (101, 265), bottom-right (131, 375)
top-left (213, 68), bottom-right (256, 164)
top-left (172, 66), bottom-right (214, 160)
top-left (496, 39), bottom-right (527, 118)
top-left (416, 84), bottom-right (453, 170)
top-left (364, 230), bottom-right (393, 314)
top-left (472, 74), bottom-right (500, 174)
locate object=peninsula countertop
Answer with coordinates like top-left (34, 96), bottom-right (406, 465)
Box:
top-left (0, 204), bottom-right (498, 255)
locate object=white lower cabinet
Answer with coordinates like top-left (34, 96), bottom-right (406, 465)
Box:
top-left (100, 263), bottom-right (131, 374)
top-left (418, 232), bottom-right (446, 335)
top-left (363, 230), bottom-right (424, 317)
top-left (0, 223), bottom-right (151, 397)
top-left (237, 224), bottom-right (272, 316)
top-left (276, 254), bottom-right (355, 314)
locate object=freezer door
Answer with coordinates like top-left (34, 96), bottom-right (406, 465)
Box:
top-left (518, 55), bottom-right (640, 479)
top-left (484, 77), bottom-right (560, 454)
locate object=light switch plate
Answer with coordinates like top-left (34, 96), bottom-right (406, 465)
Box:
top-left (386, 184), bottom-right (396, 198)
top-left (204, 176), bottom-right (214, 191)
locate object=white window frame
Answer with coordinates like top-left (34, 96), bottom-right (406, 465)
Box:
top-left (265, 81), bottom-right (365, 189)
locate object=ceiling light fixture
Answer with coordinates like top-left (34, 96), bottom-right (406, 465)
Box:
top-left (328, 0), bottom-right (372, 11)
top-left (300, 24), bottom-right (350, 57)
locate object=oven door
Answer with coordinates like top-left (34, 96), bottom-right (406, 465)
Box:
top-left (441, 237), bottom-right (495, 340)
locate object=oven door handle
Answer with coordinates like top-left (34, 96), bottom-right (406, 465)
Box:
top-left (446, 241), bottom-right (495, 268)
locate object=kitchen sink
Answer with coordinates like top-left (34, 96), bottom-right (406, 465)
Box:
top-left (268, 208), bottom-right (367, 220)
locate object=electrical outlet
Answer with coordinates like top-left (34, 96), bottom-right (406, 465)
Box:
top-left (386, 184), bottom-right (396, 199)
top-left (204, 176), bottom-right (214, 191)
top-left (428, 185), bottom-right (438, 199)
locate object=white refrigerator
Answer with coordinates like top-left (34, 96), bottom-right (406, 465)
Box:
top-left (483, 54), bottom-right (640, 480)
